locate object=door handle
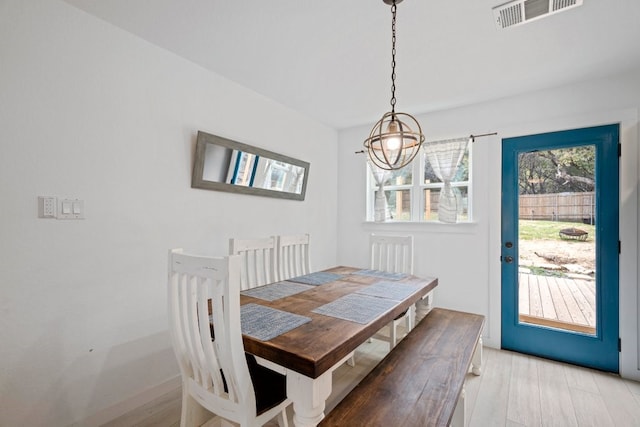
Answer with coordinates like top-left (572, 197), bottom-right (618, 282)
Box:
top-left (504, 256), bottom-right (514, 263)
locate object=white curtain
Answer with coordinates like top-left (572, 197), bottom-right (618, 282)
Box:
top-left (369, 161), bottom-right (390, 222)
top-left (423, 137), bottom-right (469, 223)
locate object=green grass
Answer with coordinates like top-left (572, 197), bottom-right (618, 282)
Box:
top-left (519, 220), bottom-right (595, 242)
top-left (527, 266), bottom-right (566, 277)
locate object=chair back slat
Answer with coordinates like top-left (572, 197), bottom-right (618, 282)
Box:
top-left (370, 234), bottom-right (414, 274)
top-left (277, 234), bottom-right (311, 280)
top-left (229, 237), bottom-right (278, 289)
top-left (368, 235), bottom-right (417, 350)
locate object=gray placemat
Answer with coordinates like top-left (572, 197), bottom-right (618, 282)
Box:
top-left (241, 303), bottom-right (311, 341)
top-left (356, 281), bottom-right (421, 301)
top-left (241, 281), bottom-right (314, 301)
top-left (312, 293), bottom-right (397, 324)
top-left (353, 269), bottom-right (409, 281)
top-left (288, 272), bottom-right (344, 286)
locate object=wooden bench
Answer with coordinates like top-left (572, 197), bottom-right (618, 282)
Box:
top-left (320, 308), bottom-right (484, 427)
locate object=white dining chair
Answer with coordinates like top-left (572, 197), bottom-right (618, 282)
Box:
top-left (168, 249), bottom-right (290, 427)
top-left (229, 236), bottom-right (278, 290)
top-left (276, 234), bottom-right (311, 281)
top-left (369, 234), bottom-right (418, 350)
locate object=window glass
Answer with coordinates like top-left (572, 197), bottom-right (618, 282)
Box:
top-left (422, 187), bottom-right (468, 221)
top-left (383, 164), bottom-right (412, 186)
top-left (423, 150), bottom-right (469, 184)
top-left (386, 189), bottom-right (411, 221)
top-left (367, 143), bottom-right (472, 222)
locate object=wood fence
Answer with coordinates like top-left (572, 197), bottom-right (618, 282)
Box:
top-left (519, 192), bottom-right (595, 223)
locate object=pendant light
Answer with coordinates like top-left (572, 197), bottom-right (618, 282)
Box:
top-left (364, 0), bottom-right (425, 171)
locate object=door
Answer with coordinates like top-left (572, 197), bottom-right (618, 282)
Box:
top-left (501, 124), bottom-right (619, 372)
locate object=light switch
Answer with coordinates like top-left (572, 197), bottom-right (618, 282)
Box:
top-left (58, 198), bottom-right (85, 220)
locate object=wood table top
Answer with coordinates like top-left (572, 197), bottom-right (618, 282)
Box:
top-left (241, 266), bottom-right (438, 379)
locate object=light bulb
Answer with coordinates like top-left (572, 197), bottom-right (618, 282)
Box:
top-left (385, 136), bottom-right (401, 151)
top-left (385, 119), bottom-right (401, 150)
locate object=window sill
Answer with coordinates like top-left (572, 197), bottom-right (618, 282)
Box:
top-left (362, 220), bottom-right (479, 234)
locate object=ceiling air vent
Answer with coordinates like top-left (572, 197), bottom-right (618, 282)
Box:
top-left (492, 0), bottom-right (583, 29)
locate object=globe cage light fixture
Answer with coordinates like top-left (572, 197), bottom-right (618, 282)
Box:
top-left (364, 0), bottom-right (425, 171)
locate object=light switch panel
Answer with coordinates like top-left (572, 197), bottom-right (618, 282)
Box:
top-left (58, 198), bottom-right (85, 220)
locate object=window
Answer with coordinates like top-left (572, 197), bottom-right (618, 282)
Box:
top-left (367, 143), bottom-right (472, 222)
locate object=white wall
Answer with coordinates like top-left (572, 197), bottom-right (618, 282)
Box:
top-left (0, 1), bottom-right (338, 425)
top-left (337, 70), bottom-right (640, 379)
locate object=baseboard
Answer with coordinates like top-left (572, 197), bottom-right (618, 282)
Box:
top-left (71, 375), bottom-right (181, 427)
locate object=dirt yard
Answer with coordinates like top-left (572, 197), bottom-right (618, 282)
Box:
top-left (519, 239), bottom-right (595, 275)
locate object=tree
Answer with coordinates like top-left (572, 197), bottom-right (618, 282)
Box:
top-left (518, 146), bottom-right (595, 194)
top-left (518, 152), bottom-right (556, 194)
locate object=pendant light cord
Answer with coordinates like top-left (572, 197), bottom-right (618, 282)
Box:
top-left (390, 0), bottom-right (397, 115)
top-left (362, 0), bottom-right (425, 170)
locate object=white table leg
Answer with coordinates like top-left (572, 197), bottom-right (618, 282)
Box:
top-left (451, 385), bottom-right (466, 427)
top-left (471, 335), bottom-right (483, 376)
top-left (407, 304), bottom-right (416, 331)
top-left (414, 291), bottom-right (434, 323)
top-left (286, 370), bottom-right (332, 427)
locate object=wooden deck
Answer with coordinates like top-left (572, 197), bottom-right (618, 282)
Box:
top-left (519, 273), bottom-right (596, 334)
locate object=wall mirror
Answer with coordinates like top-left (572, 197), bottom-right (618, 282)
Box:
top-left (192, 131), bottom-right (310, 200)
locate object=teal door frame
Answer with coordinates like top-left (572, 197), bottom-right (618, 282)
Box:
top-left (501, 124), bottom-right (619, 372)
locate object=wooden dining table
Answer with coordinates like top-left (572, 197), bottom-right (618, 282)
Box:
top-left (240, 265), bottom-right (438, 427)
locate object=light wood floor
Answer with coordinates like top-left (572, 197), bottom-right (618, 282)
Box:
top-left (104, 340), bottom-right (640, 427)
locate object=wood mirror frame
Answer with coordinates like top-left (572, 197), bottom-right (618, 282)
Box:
top-left (191, 131), bottom-right (310, 201)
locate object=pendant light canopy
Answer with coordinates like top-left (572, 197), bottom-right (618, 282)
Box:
top-left (364, 0), bottom-right (425, 171)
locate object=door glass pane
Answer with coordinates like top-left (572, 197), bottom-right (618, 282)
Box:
top-left (517, 146), bottom-right (596, 334)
